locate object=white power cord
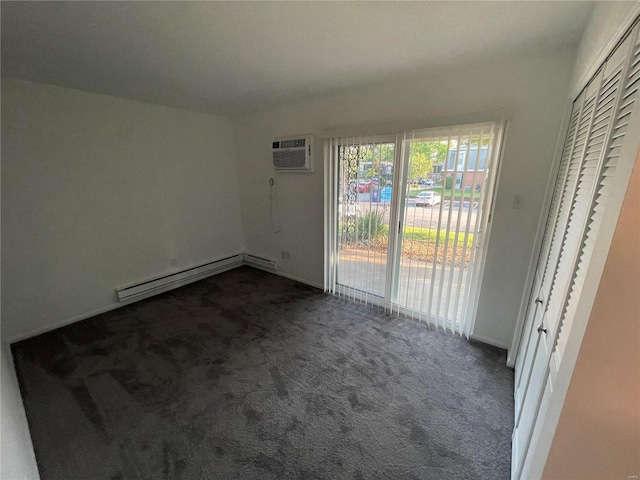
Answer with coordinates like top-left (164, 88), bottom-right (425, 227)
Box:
top-left (269, 177), bottom-right (281, 233)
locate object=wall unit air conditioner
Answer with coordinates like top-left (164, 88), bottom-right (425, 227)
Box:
top-left (272, 135), bottom-right (313, 172)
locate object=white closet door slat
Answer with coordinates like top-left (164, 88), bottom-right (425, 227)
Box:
top-left (554, 27), bottom-right (639, 364)
top-left (544, 74), bottom-right (602, 324)
top-left (530, 96), bottom-right (582, 287)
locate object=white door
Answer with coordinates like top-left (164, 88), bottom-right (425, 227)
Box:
top-left (512, 81), bottom-right (590, 476)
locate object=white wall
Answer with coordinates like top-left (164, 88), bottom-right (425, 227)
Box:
top-left (236, 48), bottom-right (577, 348)
top-left (1, 343), bottom-right (40, 479)
top-left (1, 79), bottom-right (244, 341)
top-left (571, 1), bottom-right (640, 96)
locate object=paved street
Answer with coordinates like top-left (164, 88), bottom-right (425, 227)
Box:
top-left (353, 192), bottom-right (479, 230)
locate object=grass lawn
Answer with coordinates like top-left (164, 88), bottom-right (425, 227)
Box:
top-left (380, 224), bottom-right (473, 247)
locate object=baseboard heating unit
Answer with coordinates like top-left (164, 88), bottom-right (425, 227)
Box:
top-left (116, 254), bottom-right (244, 302)
top-left (243, 253), bottom-right (277, 271)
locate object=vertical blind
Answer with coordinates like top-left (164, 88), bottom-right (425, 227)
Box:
top-left (324, 122), bottom-right (503, 337)
top-left (325, 134), bottom-right (400, 305)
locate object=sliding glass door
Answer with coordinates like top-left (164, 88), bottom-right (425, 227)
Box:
top-left (335, 139), bottom-right (397, 300)
top-left (325, 122), bottom-right (503, 335)
top-left (393, 125), bottom-right (500, 334)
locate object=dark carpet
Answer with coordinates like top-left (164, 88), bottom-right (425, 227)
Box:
top-left (12, 266), bottom-right (513, 480)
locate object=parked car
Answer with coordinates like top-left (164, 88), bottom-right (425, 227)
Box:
top-left (415, 191), bottom-right (441, 207)
top-left (358, 180), bottom-right (377, 193)
top-left (418, 178), bottom-right (434, 187)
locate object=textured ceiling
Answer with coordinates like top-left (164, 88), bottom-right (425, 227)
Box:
top-left (1, 1), bottom-right (594, 116)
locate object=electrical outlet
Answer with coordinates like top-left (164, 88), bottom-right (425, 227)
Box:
top-left (281, 251), bottom-right (290, 260)
top-left (513, 195), bottom-right (523, 209)
top-left (170, 258), bottom-right (178, 267)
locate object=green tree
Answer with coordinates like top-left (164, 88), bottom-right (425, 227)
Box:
top-left (360, 143), bottom-right (395, 180)
top-left (408, 141), bottom-right (447, 181)
top-left (374, 144), bottom-right (395, 163)
top-left (409, 152), bottom-right (433, 180)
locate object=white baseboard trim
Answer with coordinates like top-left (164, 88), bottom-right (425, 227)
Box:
top-left (8, 253), bottom-right (324, 344)
top-left (470, 333), bottom-right (511, 352)
top-left (8, 302), bottom-right (125, 344)
top-left (270, 270), bottom-right (323, 290)
top-left (9, 255), bottom-right (244, 344)
top-left (9, 253), bottom-right (505, 355)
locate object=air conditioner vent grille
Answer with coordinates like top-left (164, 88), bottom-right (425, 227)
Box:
top-left (273, 149), bottom-right (307, 169)
top-left (272, 135), bottom-right (313, 171)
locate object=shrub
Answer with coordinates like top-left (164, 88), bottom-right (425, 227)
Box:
top-left (445, 176), bottom-right (454, 189)
top-left (356, 211), bottom-right (385, 241)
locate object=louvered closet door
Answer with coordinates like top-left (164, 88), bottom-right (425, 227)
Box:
top-left (511, 78), bottom-right (598, 475)
top-left (512, 20), bottom-right (640, 480)
top-left (513, 95), bottom-right (582, 422)
top-left (543, 70), bottom-right (605, 347)
top-left (553, 25), bottom-right (640, 368)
